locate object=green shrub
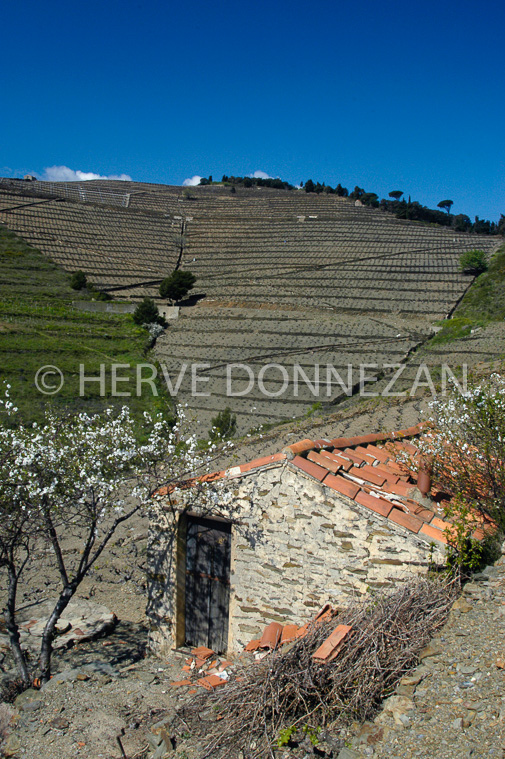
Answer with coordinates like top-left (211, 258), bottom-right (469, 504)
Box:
top-left (70, 270), bottom-right (87, 290)
top-left (460, 250), bottom-right (488, 275)
top-left (133, 297), bottom-right (161, 325)
top-left (209, 407), bottom-right (237, 440)
top-left (159, 270), bottom-right (196, 303)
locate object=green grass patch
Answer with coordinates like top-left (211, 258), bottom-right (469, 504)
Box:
top-left (421, 243), bottom-right (505, 348)
top-left (0, 224), bottom-right (173, 427)
top-left (429, 317), bottom-right (483, 345)
top-left (456, 243), bottom-right (505, 321)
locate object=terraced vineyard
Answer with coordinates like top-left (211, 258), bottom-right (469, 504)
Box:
top-left (0, 177), bottom-right (501, 433)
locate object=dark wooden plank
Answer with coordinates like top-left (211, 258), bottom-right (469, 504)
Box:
top-left (185, 516), bottom-right (231, 652)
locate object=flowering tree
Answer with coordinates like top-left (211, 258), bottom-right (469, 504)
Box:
top-left (0, 390), bottom-right (218, 685)
top-left (418, 374), bottom-right (505, 564)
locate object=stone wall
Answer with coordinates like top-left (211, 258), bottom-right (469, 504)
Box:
top-left (147, 460), bottom-right (445, 656)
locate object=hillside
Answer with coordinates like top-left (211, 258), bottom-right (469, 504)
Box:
top-left (0, 177), bottom-right (501, 433)
top-left (0, 224), bottom-right (170, 425)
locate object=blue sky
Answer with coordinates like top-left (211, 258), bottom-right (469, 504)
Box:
top-left (2, 0), bottom-right (504, 220)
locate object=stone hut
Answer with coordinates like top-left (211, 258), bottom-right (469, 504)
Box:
top-left (147, 424), bottom-right (464, 658)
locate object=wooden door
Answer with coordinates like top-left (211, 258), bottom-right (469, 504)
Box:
top-left (185, 516), bottom-right (231, 653)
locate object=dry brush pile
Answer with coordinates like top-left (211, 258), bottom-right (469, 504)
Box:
top-left (179, 577), bottom-right (457, 758)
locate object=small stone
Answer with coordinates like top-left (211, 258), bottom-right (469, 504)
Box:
top-left (383, 695), bottom-right (414, 715)
top-left (48, 716), bottom-right (69, 730)
top-left (76, 672), bottom-right (90, 681)
top-left (452, 598), bottom-right (473, 613)
top-left (419, 643), bottom-right (443, 660)
top-left (400, 674), bottom-right (424, 687)
top-left (458, 665), bottom-right (478, 675)
top-left (3, 734), bottom-right (22, 757)
top-left (462, 583), bottom-right (481, 595)
top-left (462, 710), bottom-right (476, 728)
top-left (14, 688), bottom-right (42, 711)
top-left (451, 717), bottom-right (463, 729)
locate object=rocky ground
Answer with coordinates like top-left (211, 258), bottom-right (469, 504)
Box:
top-left (1, 393), bottom-right (505, 759)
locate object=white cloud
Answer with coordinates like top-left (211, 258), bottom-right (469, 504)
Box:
top-left (249, 170), bottom-right (272, 179)
top-left (182, 175), bottom-right (203, 187)
top-left (39, 165), bottom-right (132, 182)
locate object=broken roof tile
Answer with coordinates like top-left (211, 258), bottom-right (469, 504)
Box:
top-left (291, 455), bottom-right (328, 482)
top-left (259, 622), bottom-right (283, 649)
top-left (324, 473), bottom-right (361, 500)
top-left (191, 646), bottom-right (215, 660)
top-left (281, 624), bottom-right (299, 644)
top-left (244, 638), bottom-right (261, 652)
top-left (197, 674), bottom-right (227, 690)
top-left (170, 679), bottom-right (192, 688)
top-left (312, 624), bottom-right (352, 661)
top-left (314, 603), bottom-right (334, 622)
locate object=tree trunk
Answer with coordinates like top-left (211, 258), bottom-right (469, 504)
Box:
top-left (38, 585), bottom-right (75, 683)
top-left (4, 563), bottom-right (31, 687)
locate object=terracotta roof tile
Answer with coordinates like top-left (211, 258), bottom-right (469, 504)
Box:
top-left (396, 440), bottom-right (419, 455)
top-left (341, 449), bottom-right (367, 466)
top-left (284, 439), bottom-right (315, 455)
top-left (402, 501), bottom-right (435, 522)
top-left (191, 646), bottom-right (214, 660)
top-left (389, 508), bottom-right (423, 533)
top-left (281, 625), bottom-right (299, 644)
top-left (244, 639), bottom-right (261, 652)
top-left (354, 446), bottom-right (379, 464)
top-left (170, 679), bottom-right (192, 688)
top-left (314, 603), bottom-right (334, 623)
top-left (330, 426), bottom-right (423, 452)
top-left (430, 516), bottom-right (450, 531)
top-left (295, 623), bottom-right (310, 639)
top-left (319, 450), bottom-right (353, 471)
top-left (259, 622), bottom-right (283, 649)
top-left (381, 479), bottom-right (415, 498)
top-left (308, 450), bottom-right (341, 474)
top-left (420, 522), bottom-right (449, 544)
top-left (350, 464), bottom-right (387, 487)
top-left (238, 452), bottom-right (286, 474)
top-left (324, 473), bottom-right (361, 500)
top-left (377, 455), bottom-right (408, 475)
top-left (312, 624), bottom-right (352, 662)
top-left (371, 463), bottom-right (401, 484)
top-left (355, 490), bottom-right (393, 518)
top-left (313, 438), bottom-right (332, 449)
top-left (363, 444), bottom-right (390, 463)
top-left (330, 436), bottom-right (355, 449)
top-left (291, 455), bottom-right (328, 482)
top-left (472, 527), bottom-right (488, 541)
top-left (197, 674), bottom-right (227, 690)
